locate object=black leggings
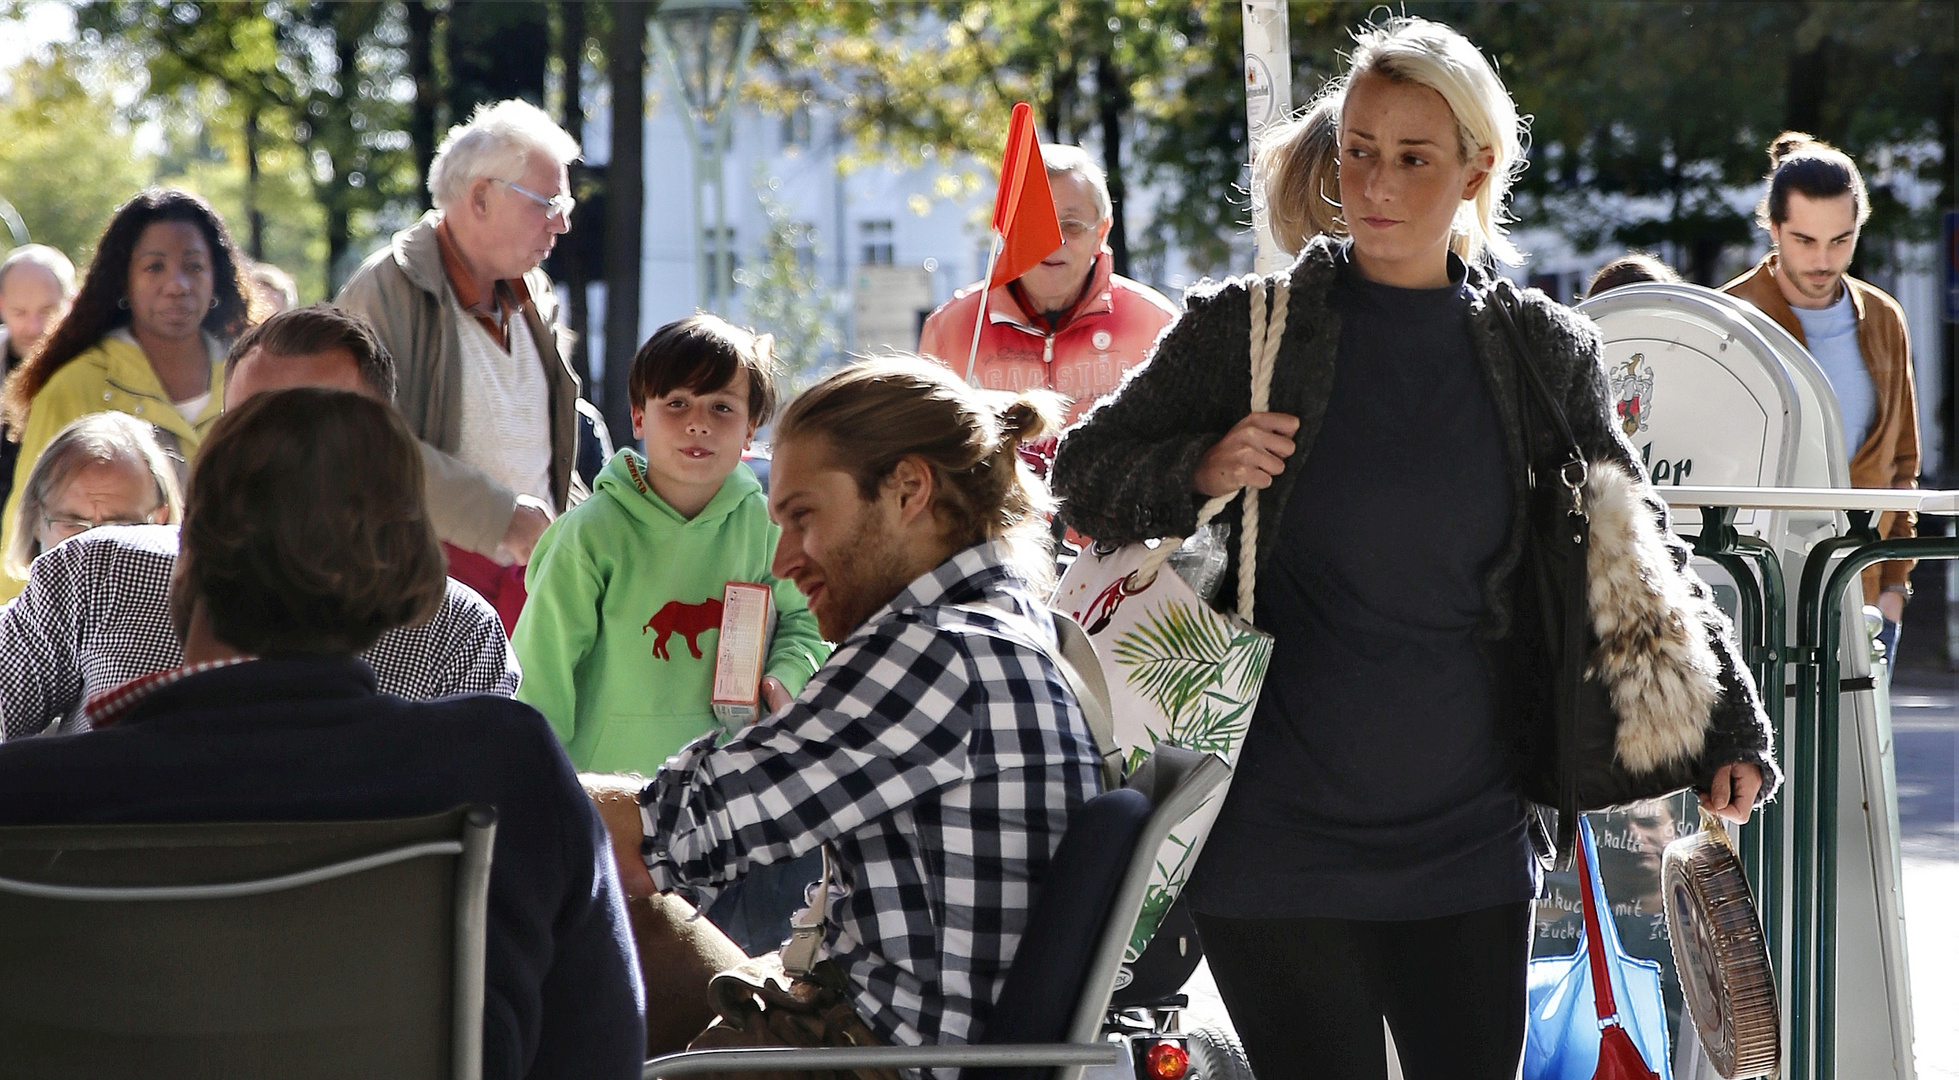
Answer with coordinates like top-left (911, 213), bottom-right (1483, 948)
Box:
top-left (1192, 902), bottom-right (1531, 1080)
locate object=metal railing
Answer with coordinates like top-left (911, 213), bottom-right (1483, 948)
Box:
top-left (1669, 486), bottom-right (1955, 1080)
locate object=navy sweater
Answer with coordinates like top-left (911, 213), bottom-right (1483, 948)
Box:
top-left (0, 657), bottom-right (644, 1079)
top-left (1185, 253), bottom-right (1535, 921)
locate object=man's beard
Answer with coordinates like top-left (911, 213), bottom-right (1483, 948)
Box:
top-left (810, 501), bottom-right (920, 642)
top-left (1796, 270), bottom-right (1843, 301)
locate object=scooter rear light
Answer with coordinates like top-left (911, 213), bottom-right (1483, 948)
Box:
top-left (1143, 1039), bottom-right (1189, 1080)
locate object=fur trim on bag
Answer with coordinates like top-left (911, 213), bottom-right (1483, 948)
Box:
top-left (1584, 459), bottom-right (1722, 773)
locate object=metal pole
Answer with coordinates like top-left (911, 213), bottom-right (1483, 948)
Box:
top-left (1733, 535), bottom-right (1787, 963)
top-left (1241, 0), bottom-right (1293, 276)
top-left (706, 17), bottom-right (757, 315)
top-left (1792, 528), bottom-right (1871, 1080)
top-left (1810, 528), bottom-right (1959, 1080)
top-left (691, 136), bottom-right (709, 313)
top-left (1691, 510), bottom-right (1788, 1001)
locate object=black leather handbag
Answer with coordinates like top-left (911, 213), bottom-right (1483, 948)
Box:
top-left (1491, 287), bottom-right (1703, 853)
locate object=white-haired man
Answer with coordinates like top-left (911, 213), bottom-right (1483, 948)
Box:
top-left (337, 99), bottom-right (583, 633)
top-left (918, 145), bottom-right (1177, 433)
top-left (0, 244), bottom-right (77, 506)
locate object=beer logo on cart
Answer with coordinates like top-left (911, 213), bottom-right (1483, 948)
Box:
top-left (1611, 354), bottom-right (1655, 438)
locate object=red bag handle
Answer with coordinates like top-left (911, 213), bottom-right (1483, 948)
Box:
top-left (1577, 824), bottom-right (1618, 1022)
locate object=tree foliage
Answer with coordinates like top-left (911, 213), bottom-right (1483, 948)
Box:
top-left (1279, 1), bottom-right (1954, 282)
top-left (738, 174), bottom-right (845, 392)
top-left (71, 0), bottom-right (420, 289)
top-left (0, 53), bottom-right (154, 268)
top-left (752, 0), bottom-right (1261, 278)
top-left (11, 0), bottom-right (1949, 303)
top-left (753, 0), bottom-right (1954, 284)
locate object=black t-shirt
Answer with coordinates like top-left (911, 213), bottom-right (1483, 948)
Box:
top-left (1187, 249), bottom-right (1535, 921)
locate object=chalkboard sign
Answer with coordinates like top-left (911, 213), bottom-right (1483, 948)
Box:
top-left (1531, 792), bottom-right (1701, 1047)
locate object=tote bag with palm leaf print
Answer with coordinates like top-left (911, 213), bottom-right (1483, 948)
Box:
top-left (1050, 275), bottom-right (1286, 962)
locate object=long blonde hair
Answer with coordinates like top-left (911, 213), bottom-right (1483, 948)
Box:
top-left (1256, 91), bottom-right (1347, 255)
top-left (1338, 16), bottom-right (1529, 266)
top-left (774, 356), bottom-right (1064, 591)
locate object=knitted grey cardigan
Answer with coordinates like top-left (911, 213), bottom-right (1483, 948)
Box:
top-left (1051, 236), bottom-right (1779, 798)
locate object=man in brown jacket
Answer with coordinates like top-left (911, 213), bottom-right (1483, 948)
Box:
top-left (337, 99), bottom-right (585, 633)
top-left (1724, 132), bottom-right (1918, 653)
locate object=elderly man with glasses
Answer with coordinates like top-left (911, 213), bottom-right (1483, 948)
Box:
top-left (918, 144), bottom-right (1178, 439)
top-left (337, 98), bottom-right (585, 633)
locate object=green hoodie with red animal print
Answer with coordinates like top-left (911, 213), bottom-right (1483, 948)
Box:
top-left (512, 448), bottom-right (827, 773)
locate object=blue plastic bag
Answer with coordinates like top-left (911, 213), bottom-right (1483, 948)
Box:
top-left (1525, 817), bottom-right (1673, 1080)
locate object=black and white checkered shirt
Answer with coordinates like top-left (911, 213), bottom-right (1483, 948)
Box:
top-left (637, 541), bottom-right (1102, 1050)
top-left (0, 524), bottom-right (519, 740)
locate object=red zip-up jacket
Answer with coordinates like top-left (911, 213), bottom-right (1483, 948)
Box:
top-left (918, 250), bottom-right (1178, 424)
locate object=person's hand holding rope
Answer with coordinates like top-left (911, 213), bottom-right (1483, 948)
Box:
top-left (1193, 412), bottom-right (1300, 496)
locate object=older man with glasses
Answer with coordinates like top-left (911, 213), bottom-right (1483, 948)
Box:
top-left (337, 98), bottom-right (585, 633)
top-left (918, 144), bottom-right (1178, 440)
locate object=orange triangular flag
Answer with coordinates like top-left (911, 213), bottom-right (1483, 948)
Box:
top-left (987, 102), bottom-right (1063, 290)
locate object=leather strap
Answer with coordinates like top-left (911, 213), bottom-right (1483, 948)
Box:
top-left (780, 846), bottom-right (833, 977)
top-left (1577, 824), bottom-right (1620, 1023)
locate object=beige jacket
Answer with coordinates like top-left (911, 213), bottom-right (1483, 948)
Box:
top-left (336, 212), bottom-right (584, 556)
top-left (1723, 255), bottom-right (1919, 602)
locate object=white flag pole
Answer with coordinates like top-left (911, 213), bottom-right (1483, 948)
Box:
top-left (1242, 0), bottom-right (1294, 276)
top-left (966, 231), bottom-right (1004, 385)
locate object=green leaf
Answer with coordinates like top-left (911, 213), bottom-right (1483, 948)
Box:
top-left (1112, 601), bottom-right (1236, 723)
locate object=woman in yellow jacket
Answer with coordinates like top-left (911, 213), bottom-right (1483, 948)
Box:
top-left (0, 188), bottom-right (252, 598)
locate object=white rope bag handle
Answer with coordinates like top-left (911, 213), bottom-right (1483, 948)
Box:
top-left (1132, 275), bottom-right (1289, 622)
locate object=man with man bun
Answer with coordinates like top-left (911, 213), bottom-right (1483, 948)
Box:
top-left (586, 357), bottom-right (1102, 1054)
top-left (1723, 132), bottom-right (1919, 653)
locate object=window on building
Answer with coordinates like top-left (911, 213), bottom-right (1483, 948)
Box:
top-left (791, 222), bottom-right (819, 274)
top-left (860, 220), bottom-right (894, 267)
top-left (703, 226), bottom-right (739, 297)
top-left (781, 103), bottom-right (813, 149)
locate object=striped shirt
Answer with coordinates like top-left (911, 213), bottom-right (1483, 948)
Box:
top-left (0, 524), bottom-right (519, 740)
top-left (637, 541), bottom-right (1102, 1050)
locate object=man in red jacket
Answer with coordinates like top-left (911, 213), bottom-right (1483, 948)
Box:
top-left (918, 145), bottom-right (1178, 436)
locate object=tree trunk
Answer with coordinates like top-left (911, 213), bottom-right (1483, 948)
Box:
top-left (1046, 61), bottom-right (1075, 144)
top-left (323, 24), bottom-right (361, 292)
top-left (1095, 53), bottom-right (1129, 278)
top-left (602, 0), bottom-right (647, 442)
top-left (406, 0), bottom-right (440, 209)
top-left (326, 204), bottom-right (350, 291)
top-left (244, 106), bottom-right (265, 260)
top-left (557, 1), bottom-right (591, 390)
top-left (1786, 36), bottom-right (1828, 135)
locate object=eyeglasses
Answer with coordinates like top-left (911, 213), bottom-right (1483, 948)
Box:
top-left (497, 179), bottom-right (576, 219)
top-left (42, 508), bottom-right (163, 543)
top-left (1058, 218), bottom-right (1098, 241)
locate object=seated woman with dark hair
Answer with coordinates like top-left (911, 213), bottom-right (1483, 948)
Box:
top-left (0, 388), bottom-right (643, 1080)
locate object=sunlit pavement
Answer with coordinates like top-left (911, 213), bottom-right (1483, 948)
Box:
top-left (1890, 671), bottom-right (1959, 1080)
top-left (1173, 673), bottom-right (1959, 1078)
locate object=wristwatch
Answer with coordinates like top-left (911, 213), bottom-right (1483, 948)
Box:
top-left (1882, 583), bottom-right (1912, 600)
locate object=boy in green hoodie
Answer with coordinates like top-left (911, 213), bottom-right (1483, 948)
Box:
top-left (513, 315), bottom-right (827, 774)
